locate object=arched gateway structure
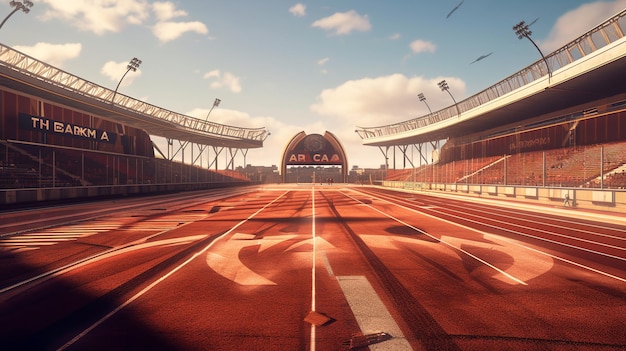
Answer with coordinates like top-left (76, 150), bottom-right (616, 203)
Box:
top-left (281, 131), bottom-right (348, 183)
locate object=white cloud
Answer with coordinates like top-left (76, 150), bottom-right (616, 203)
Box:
top-left (184, 108), bottom-right (305, 167)
top-left (541, 0), bottom-right (626, 52)
top-left (152, 1), bottom-right (188, 21)
top-left (13, 42), bottom-right (82, 68)
top-left (318, 57), bottom-right (330, 74)
top-left (101, 60), bottom-right (142, 87)
top-left (181, 72), bottom-right (467, 169)
top-left (289, 3), bottom-right (306, 17)
top-left (311, 74), bottom-right (466, 127)
top-left (38, 0), bottom-right (149, 35)
top-left (312, 10), bottom-right (371, 35)
top-left (152, 21), bottom-right (209, 43)
top-left (204, 70), bottom-right (221, 79)
top-left (181, 105), bottom-right (386, 169)
top-left (149, 2), bottom-right (210, 43)
top-left (203, 70), bottom-right (243, 93)
top-left (389, 33), bottom-right (401, 40)
top-left (409, 39), bottom-right (436, 54)
top-left (306, 74), bottom-right (468, 168)
top-left (38, 0), bottom-right (208, 43)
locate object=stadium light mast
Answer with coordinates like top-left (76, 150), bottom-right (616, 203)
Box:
top-left (0, 1), bottom-right (34, 31)
top-left (438, 80), bottom-right (460, 118)
top-left (419, 92), bottom-right (441, 157)
top-left (204, 98), bottom-right (221, 121)
top-left (418, 93), bottom-right (433, 115)
top-left (513, 20), bottom-right (551, 83)
top-left (112, 57), bottom-right (142, 104)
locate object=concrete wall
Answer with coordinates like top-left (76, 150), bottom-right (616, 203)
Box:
top-left (0, 181), bottom-right (250, 208)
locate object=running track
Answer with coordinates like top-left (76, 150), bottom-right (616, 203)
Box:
top-left (0, 184), bottom-right (624, 350)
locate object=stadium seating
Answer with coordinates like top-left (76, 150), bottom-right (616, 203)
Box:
top-left (384, 141), bottom-right (626, 189)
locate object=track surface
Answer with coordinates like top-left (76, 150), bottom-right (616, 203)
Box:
top-left (0, 185), bottom-right (624, 351)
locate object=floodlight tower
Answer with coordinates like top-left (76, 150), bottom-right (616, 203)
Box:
top-left (418, 93), bottom-right (432, 114)
top-left (0, 1), bottom-right (34, 31)
top-left (112, 57), bottom-right (142, 104)
top-left (205, 98), bottom-right (221, 121)
top-left (513, 20), bottom-right (551, 83)
top-left (438, 80), bottom-right (460, 117)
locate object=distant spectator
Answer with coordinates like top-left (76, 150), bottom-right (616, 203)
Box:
top-left (563, 192), bottom-right (571, 207)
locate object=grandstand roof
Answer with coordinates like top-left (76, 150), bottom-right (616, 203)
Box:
top-left (0, 44), bottom-right (269, 149)
top-left (357, 9), bottom-right (626, 147)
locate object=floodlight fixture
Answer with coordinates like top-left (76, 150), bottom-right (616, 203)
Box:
top-left (127, 57), bottom-right (142, 72)
top-left (0, 1), bottom-right (34, 30)
top-left (112, 57), bottom-right (142, 104)
top-left (205, 98), bottom-right (221, 121)
top-left (418, 92), bottom-right (432, 114)
top-left (513, 20), bottom-right (551, 82)
top-left (438, 80), bottom-right (461, 117)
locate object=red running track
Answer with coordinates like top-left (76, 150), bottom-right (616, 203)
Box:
top-left (0, 184), bottom-right (624, 350)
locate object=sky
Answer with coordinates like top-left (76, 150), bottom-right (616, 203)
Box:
top-left (2, 0), bottom-right (625, 169)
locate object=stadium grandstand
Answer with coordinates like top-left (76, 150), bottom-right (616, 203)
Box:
top-left (0, 43), bottom-right (269, 207)
top-left (356, 9), bottom-right (626, 212)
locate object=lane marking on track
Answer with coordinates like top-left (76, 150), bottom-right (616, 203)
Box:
top-left (0, 213), bottom-right (200, 251)
top-left (0, 227), bottom-right (106, 251)
top-left (336, 275), bottom-right (413, 350)
top-left (310, 185), bottom-right (317, 351)
top-left (0, 221), bottom-right (207, 296)
top-left (206, 233), bottom-right (336, 286)
top-left (351, 189), bottom-right (626, 283)
top-left (341, 190), bottom-right (528, 286)
top-left (56, 190), bottom-right (290, 351)
top-left (488, 233), bottom-right (626, 283)
top-left (430, 202), bottom-right (626, 253)
top-left (206, 237), bottom-right (277, 286)
top-left (322, 252), bottom-right (335, 277)
top-left (390, 192), bottom-right (626, 261)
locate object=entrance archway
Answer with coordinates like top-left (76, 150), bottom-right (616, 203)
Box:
top-left (281, 131), bottom-right (348, 183)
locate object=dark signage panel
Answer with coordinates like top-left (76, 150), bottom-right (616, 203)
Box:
top-left (19, 113), bottom-right (118, 144)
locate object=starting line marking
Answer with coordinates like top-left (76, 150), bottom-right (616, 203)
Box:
top-left (336, 275), bottom-right (413, 350)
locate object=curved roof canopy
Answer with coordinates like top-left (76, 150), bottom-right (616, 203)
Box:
top-left (356, 9), bottom-right (626, 147)
top-left (0, 43), bottom-right (270, 149)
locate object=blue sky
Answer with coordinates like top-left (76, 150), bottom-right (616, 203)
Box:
top-left (3, 0), bottom-right (625, 169)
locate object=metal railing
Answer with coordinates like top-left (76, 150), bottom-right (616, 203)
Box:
top-left (0, 43), bottom-right (270, 143)
top-left (356, 9), bottom-right (626, 140)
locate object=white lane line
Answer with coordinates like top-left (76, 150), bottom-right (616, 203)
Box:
top-left (12, 234), bottom-right (85, 238)
top-left (56, 190), bottom-right (290, 351)
top-left (336, 276), bottom-right (412, 350)
top-left (342, 190), bottom-right (528, 285)
top-left (322, 252), bottom-right (335, 277)
top-left (310, 185), bottom-right (317, 351)
top-left (0, 232), bottom-right (93, 250)
top-left (385, 192), bottom-right (626, 260)
top-left (1, 225), bottom-right (196, 295)
top-left (352, 189), bottom-right (626, 283)
top-left (2, 238), bottom-right (75, 242)
top-left (489, 233), bottom-right (626, 283)
top-left (0, 242), bottom-right (56, 246)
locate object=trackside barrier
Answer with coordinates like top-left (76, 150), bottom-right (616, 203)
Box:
top-left (382, 181), bottom-right (626, 214)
